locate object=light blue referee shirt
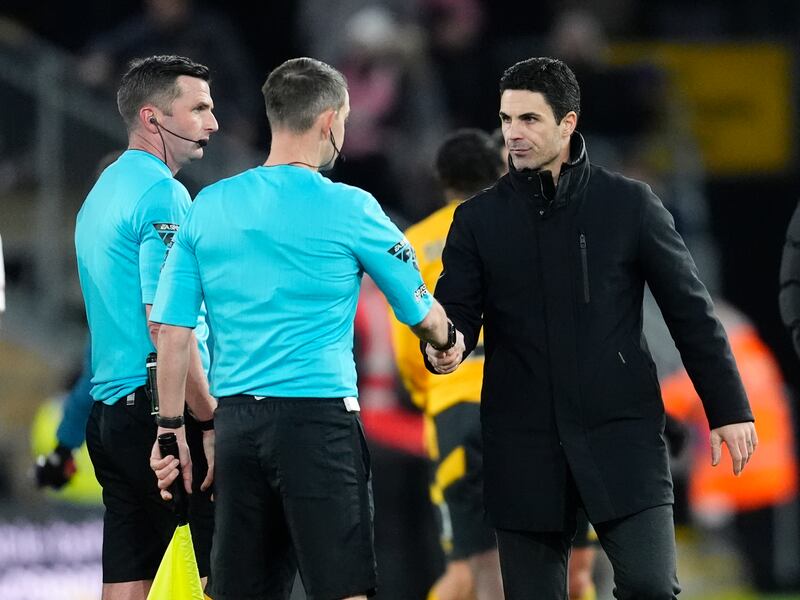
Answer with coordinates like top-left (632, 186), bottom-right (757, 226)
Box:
top-left (151, 165), bottom-right (433, 399)
top-left (75, 150), bottom-right (210, 404)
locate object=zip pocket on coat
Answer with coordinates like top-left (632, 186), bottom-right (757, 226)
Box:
top-left (579, 232), bottom-right (590, 303)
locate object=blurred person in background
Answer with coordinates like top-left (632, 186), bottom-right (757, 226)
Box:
top-left (75, 54), bottom-right (218, 600)
top-left (331, 6), bottom-right (448, 223)
top-left (419, 0), bottom-right (494, 131)
top-left (0, 232), bottom-right (4, 327)
top-left (354, 274), bottom-right (445, 598)
top-left (545, 8), bottom-right (669, 175)
top-left (391, 128), bottom-right (506, 600)
top-left (780, 200), bottom-right (800, 360)
top-left (148, 57), bottom-right (457, 600)
top-left (34, 339), bottom-right (91, 491)
top-left (424, 56), bottom-right (757, 600)
top-left (77, 0), bottom-right (259, 148)
top-left (652, 294), bottom-right (800, 593)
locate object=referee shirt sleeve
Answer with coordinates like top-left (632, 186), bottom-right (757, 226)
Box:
top-left (150, 210), bottom-right (203, 328)
top-left (132, 178), bottom-right (190, 304)
top-left (353, 194), bottom-right (433, 326)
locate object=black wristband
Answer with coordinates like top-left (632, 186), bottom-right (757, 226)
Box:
top-left (54, 443), bottom-right (74, 461)
top-left (197, 418), bottom-right (214, 431)
top-left (431, 320), bottom-right (456, 351)
top-left (155, 414), bottom-right (185, 429)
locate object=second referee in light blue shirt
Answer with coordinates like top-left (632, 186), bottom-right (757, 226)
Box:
top-left (150, 57), bottom-right (462, 600)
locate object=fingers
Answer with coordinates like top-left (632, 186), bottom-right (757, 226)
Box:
top-left (433, 353), bottom-right (458, 372)
top-left (729, 440), bottom-right (745, 476)
top-left (152, 457), bottom-right (181, 484)
top-left (150, 438), bottom-right (191, 496)
top-left (741, 423), bottom-right (757, 473)
top-left (149, 440), bottom-right (162, 463)
top-left (729, 425), bottom-right (757, 476)
top-left (710, 423), bottom-right (758, 476)
top-left (181, 457), bottom-right (194, 494)
top-left (200, 465), bottom-right (214, 492)
top-left (425, 344), bottom-right (462, 373)
top-left (156, 463), bottom-right (181, 495)
top-left (710, 431), bottom-right (721, 467)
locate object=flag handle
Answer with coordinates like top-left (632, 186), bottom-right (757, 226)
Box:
top-left (158, 432), bottom-right (189, 525)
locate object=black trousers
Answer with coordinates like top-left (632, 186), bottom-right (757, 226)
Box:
top-left (496, 504), bottom-right (681, 599)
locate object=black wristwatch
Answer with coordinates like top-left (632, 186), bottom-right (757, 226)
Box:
top-left (431, 320), bottom-right (456, 351)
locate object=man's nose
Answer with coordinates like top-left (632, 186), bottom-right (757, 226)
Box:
top-left (505, 120), bottom-right (522, 139)
top-left (206, 112), bottom-right (219, 133)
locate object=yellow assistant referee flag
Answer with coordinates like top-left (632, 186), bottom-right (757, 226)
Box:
top-left (146, 522), bottom-right (204, 600)
top-left (148, 430), bottom-right (205, 600)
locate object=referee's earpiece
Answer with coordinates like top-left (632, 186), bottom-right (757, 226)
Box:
top-left (149, 116), bottom-right (158, 125)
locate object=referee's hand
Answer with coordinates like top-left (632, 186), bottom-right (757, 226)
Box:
top-left (150, 427), bottom-right (193, 500)
top-left (200, 429), bottom-right (215, 493)
top-left (425, 330), bottom-right (466, 374)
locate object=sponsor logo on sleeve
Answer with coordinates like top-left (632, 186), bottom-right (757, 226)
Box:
top-left (153, 223), bottom-right (179, 247)
top-left (413, 283), bottom-right (429, 302)
top-left (387, 238), bottom-right (420, 271)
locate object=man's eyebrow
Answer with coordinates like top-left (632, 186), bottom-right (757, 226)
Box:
top-left (498, 111), bottom-right (541, 119)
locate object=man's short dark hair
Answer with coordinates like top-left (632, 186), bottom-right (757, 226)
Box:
top-left (117, 55), bottom-right (210, 130)
top-left (436, 129), bottom-right (505, 198)
top-left (262, 58), bottom-right (348, 133)
top-left (499, 57), bottom-right (580, 124)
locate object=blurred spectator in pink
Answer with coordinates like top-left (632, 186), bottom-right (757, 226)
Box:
top-left (330, 6), bottom-right (447, 223)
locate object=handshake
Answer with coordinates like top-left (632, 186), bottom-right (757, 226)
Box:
top-left (34, 444), bottom-right (77, 490)
top-left (425, 326), bottom-right (466, 375)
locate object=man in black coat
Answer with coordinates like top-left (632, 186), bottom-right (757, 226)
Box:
top-left (424, 57), bottom-right (758, 599)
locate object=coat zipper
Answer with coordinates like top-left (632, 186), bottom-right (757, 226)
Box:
top-left (579, 232), bottom-right (590, 303)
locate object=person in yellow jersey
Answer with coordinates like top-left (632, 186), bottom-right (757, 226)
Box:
top-left (391, 129), bottom-right (504, 600)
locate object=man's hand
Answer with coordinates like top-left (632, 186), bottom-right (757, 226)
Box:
top-left (710, 421), bottom-right (758, 476)
top-left (149, 426), bottom-right (193, 500)
top-left (200, 429), bottom-right (215, 493)
top-left (426, 330), bottom-right (466, 374)
top-left (34, 444), bottom-right (76, 490)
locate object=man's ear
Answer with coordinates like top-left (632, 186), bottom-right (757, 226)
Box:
top-left (140, 106), bottom-right (160, 132)
top-left (318, 108), bottom-right (336, 139)
top-left (561, 111), bottom-right (578, 137)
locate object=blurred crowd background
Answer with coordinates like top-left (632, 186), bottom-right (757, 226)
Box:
top-left (2, 1), bottom-right (800, 598)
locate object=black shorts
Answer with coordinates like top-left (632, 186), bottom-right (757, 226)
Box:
top-left (208, 395), bottom-right (376, 600)
top-left (85, 387), bottom-right (214, 583)
top-left (431, 402), bottom-right (497, 560)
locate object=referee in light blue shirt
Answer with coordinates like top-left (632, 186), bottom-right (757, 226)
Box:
top-left (74, 55), bottom-right (218, 598)
top-left (150, 57), bottom-right (463, 600)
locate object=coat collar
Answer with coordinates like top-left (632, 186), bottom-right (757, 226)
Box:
top-left (507, 132), bottom-right (590, 210)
